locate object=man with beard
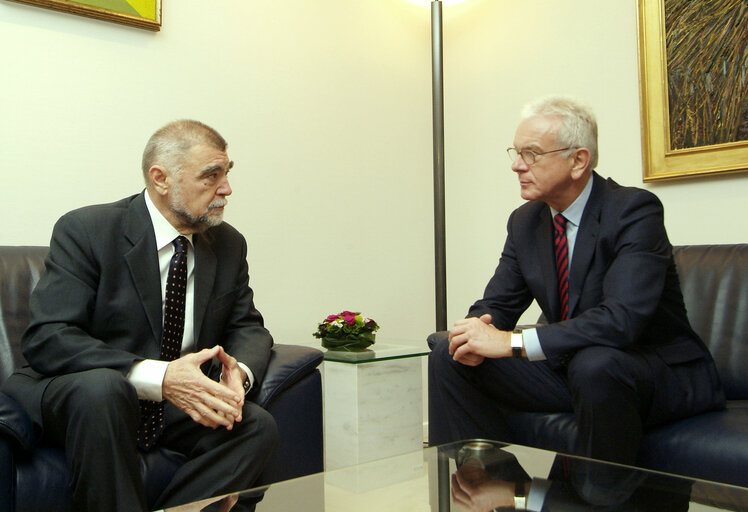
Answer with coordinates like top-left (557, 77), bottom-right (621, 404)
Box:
top-left (2, 120), bottom-right (277, 511)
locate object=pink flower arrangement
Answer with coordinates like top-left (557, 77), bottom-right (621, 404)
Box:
top-left (313, 310), bottom-right (379, 349)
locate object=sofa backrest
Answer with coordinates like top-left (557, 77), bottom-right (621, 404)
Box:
top-left (0, 246), bottom-right (48, 383)
top-left (673, 244), bottom-right (747, 401)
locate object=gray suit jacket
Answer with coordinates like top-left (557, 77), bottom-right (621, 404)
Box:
top-left (5, 192), bottom-right (273, 426)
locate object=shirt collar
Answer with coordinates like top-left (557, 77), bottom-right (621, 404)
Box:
top-left (550, 174), bottom-right (593, 227)
top-left (144, 191), bottom-right (194, 251)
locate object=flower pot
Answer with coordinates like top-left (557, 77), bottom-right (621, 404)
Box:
top-left (321, 333), bottom-right (376, 352)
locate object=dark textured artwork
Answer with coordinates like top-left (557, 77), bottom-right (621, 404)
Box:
top-left (665, 0), bottom-right (748, 149)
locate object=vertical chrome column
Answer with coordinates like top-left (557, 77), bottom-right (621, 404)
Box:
top-left (431, 0), bottom-right (447, 331)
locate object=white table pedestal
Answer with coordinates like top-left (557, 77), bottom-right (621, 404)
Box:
top-left (322, 345), bottom-right (426, 491)
top-left (323, 355), bottom-right (423, 471)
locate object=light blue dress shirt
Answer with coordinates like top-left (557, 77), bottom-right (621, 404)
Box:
top-left (522, 175), bottom-right (594, 361)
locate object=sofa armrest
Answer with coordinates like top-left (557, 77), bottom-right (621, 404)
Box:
top-left (252, 344), bottom-right (323, 408)
top-left (427, 331), bottom-right (449, 350)
top-left (0, 392), bottom-right (38, 451)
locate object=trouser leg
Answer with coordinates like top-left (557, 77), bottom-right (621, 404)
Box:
top-left (428, 336), bottom-right (572, 446)
top-left (566, 346), bottom-right (655, 465)
top-left (153, 400), bottom-right (279, 509)
top-left (42, 368), bottom-right (148, 512)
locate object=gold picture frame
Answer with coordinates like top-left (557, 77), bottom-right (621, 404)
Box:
top-left (6, 0), bottom-right (161, 31)
top-left (637, 0), bottom-right (747, 181)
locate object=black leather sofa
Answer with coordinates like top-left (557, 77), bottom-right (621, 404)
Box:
top-left (428, 244), bottom-right (747, 487)
top-left (0, 245), bottom-right (324, 512)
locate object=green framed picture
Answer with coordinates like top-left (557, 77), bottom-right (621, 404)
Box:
top-left (6, 0), bottom-right (161, 31)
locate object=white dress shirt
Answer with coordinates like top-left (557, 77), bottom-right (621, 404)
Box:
top-left (127, 192), bottom-right (252, 401)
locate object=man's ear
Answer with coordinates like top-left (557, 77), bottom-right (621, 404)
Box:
top-left (570, 148), bottom-right (591, 180)
top-left (149, 165), bottom-right (170, 196)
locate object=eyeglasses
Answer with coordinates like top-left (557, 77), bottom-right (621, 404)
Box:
top-left (506, 147), bottom-right (572, 165)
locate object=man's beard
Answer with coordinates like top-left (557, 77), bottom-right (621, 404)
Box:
top-left (169, 185), bottom-right (227, 233)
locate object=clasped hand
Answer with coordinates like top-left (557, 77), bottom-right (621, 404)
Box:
top-left (448, 314), bottom-right (512, 366)
top-left (163, 345), bottom-right (246, 430)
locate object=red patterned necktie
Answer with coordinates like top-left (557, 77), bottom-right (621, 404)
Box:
top-left (137, 235), bottom-right (188, 450)
top-left (553, 214), bottom-right (570, 321)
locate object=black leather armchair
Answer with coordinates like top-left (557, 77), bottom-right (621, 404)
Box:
top-left (428, 244), bottom-right (748, 487)
top-left (0, 246), bottom-right (324, 512)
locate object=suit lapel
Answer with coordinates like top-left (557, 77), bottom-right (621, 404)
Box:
top-left (568, 173), bottom-right (603, 317)
top-left (193, 231), bottom-right (216, 348)
top-left (123, 193), bottom-right (162, 344)
top-left (534, 205), bottom-right (562, 321)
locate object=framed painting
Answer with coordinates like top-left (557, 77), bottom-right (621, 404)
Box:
top-left (6, 0), bottom-right (161, 31)
top-left (637, 0), bottom-right (747, 181)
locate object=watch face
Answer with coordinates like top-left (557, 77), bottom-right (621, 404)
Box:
top-left (511, 332), bottom-right (523, 351)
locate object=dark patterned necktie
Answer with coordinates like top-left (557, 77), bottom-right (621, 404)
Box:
top-left (553, 214), bottom-right (570, 321)
top-left (137, 235), bottom-right (188, 450)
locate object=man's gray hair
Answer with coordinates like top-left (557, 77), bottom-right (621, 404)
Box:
top-left (141, 120), bottom-right (228, 183)
top-left (521, 96), bottom-right (598, 170)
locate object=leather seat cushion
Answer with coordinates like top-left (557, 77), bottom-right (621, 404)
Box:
top-left (506, 403), bottom-right (748, 488)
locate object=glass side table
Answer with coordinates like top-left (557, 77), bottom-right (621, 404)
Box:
top-left (320, 342), bottom-right (429, 486)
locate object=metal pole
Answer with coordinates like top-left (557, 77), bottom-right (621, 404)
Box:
top-left (431, 0), bottom-right (447, 331)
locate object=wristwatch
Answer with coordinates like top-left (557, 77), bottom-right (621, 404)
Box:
top-left (514, 481), bottom-right (527, 509)
top-left (242, 376), bottom-right (251, 394)
top-left (511, 329), bottom-right (524, 358)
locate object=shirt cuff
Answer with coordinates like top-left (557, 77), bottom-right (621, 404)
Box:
top-left (237, 362), bottom-right (254, 393)
top-left (127, 359), bottom-right (169, 402)
top-left (521, 328), bottom-right (547, 361)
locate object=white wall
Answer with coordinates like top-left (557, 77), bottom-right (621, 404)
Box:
top-left (0, 0), bottom-right (436, 344)
top-left (440, 0), bottom-right (748, 323)
top-left (1, 0), bottom-right (746, 344)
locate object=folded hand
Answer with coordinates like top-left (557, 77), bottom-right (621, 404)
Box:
top-left (448, 314), bottom-right (512, 365)
top-left (163, 346), bottom-right (243, 430)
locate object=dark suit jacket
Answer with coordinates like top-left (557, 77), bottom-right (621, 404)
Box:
top-left (468, 172), bottom-right (724, 423)
top-left (4, 192), bottom-right (273, 427)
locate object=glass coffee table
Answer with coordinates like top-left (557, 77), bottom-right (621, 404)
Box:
top-left (167, 440), bottom-right (748, 511)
